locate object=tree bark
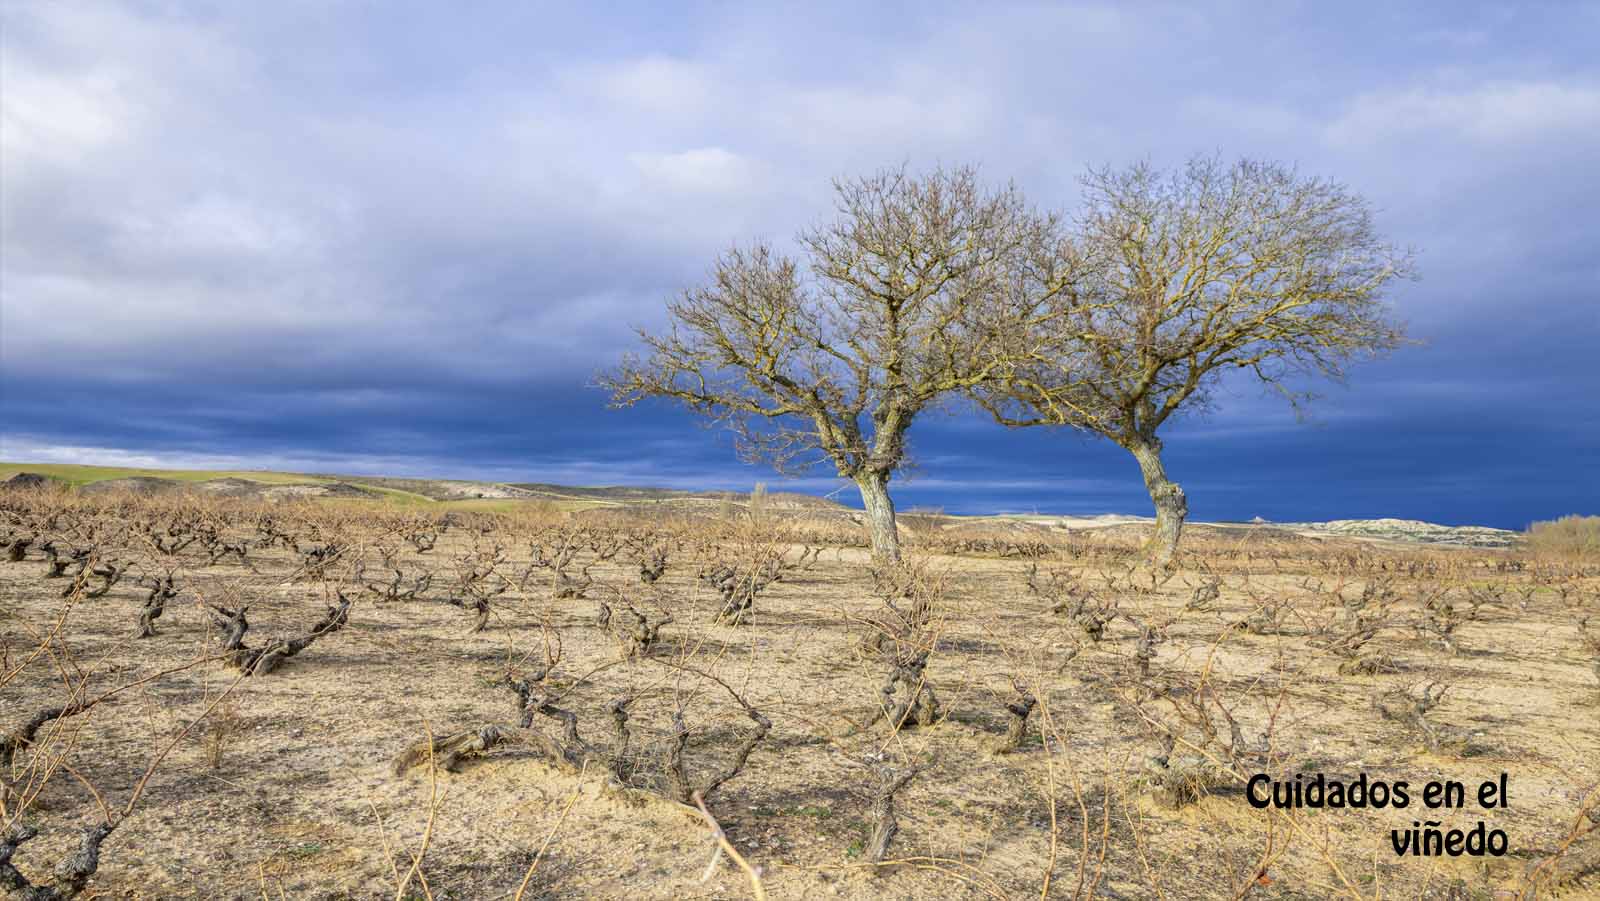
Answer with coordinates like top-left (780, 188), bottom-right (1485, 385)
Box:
top-left (1128, 437), bottom-right (1187, 568)
top-left (856, 471), bottom-right (902, 563)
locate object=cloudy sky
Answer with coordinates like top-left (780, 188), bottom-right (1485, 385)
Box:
top-left (3, 1), bottom-right (1596, 527)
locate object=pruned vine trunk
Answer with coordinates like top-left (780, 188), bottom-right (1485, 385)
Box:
top-left (391, 726), bottom-right (508, 775)
top-left (996, 686), bottom-right (1037, 754)
top-left (5, 538), bottom-right (31, 563)
top-left (1, 822), bottom-right (115, 900)
top-left (206, 597), bottom-right (350, 676)
top-left (662, 703), bottom-right (772, 805)
top-left (865, 650), bottom-right (941, 734)
top-left (865, 762), bottom-right (918, 867)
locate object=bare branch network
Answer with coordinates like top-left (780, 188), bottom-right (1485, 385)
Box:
top-left (601, 156), bottom-right (1413, 564)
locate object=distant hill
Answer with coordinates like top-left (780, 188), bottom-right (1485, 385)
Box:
top-left (509, 482), bottom-right (695, 501)
top-left (1275, 517), bottom-right (1518, 548)
top-left (0, 462), bottom-right (844, 515)
top-left (0, 461), bottom-right (1517, 546)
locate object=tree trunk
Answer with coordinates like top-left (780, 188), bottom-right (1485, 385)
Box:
top-left (856, 471), bottom-right (901, 563)
top-left (1128, 438), bottom-right (1187, 568)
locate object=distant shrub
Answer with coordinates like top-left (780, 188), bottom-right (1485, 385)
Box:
top-left (1526, 515), bottom-right (1600, 559)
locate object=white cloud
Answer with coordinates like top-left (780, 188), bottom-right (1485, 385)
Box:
top-left (1327, 81), bottom-right (1600, 147)
top-left (587, 56), bottom-right (719, 118)
top-left (629, 147), bottom-right (758, 193)
top-left (109, 193), bottom-right (320, 261)
top-left (0, 58), bottom-right (138, 169)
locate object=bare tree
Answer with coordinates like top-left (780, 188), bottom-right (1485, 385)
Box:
top-left (602, 166), bottom-right (1065, 560)
top-left (980, 157), bottom-right (1413, 566)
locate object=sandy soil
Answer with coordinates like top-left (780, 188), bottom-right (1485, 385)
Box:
top-left (2, 513), bottom-right (1597, 900)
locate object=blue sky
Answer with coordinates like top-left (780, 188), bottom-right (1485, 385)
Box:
top-left (2, 1), bottom-right (1596, 528)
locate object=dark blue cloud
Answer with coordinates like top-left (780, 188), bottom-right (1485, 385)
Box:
top-left (2, 1), bottom-right (1596, 528)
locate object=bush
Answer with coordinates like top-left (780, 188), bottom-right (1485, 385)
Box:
top-left (1526, 515), bottom-right (1600, 559)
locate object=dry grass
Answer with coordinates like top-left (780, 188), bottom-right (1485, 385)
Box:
top-left (1527, 515), bottom-right (1600, 561)
top-left (2, 488), bottom-right (1598, 899)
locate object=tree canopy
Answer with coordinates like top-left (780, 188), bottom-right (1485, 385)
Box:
top-left (979, 156), bottom-right (1414, 564)
top-left (602, 166), bottom-right (1070, 560)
